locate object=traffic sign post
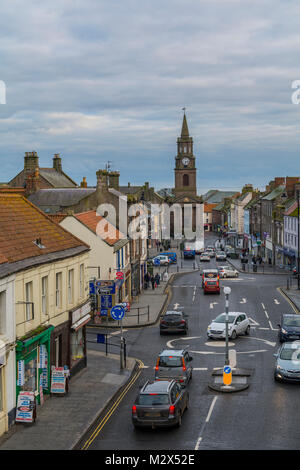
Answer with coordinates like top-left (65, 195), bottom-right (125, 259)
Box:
top-left (110, 305), bottom-right (126, 369)
top-left (223, 365), bottom-right (232, 386)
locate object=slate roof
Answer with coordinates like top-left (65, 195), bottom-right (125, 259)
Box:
top-left (28, 188), bottom-right (96, 212)
top-left (262, 185), bottom-right (285, 201)
top-left (0, 193), bottom-right (89, 277)
top-left (202, 190), bottom-right (238, 203)
top-left (39, 168), bottom-right (77, 188)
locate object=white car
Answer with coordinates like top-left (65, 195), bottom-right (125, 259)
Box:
top-left (215, 251), bottom-right (227, 261)
top-left (151, 255), bottom-right (170, 266)
top-left (207, 312), bottom-right (250, 340)
top-left (200, 253), bottom-right (211, 262)
top-left (218, 265), bottom-right (238, 278)
top-left (206, 248), bottom-right (215, 258)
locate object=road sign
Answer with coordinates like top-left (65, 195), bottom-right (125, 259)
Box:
top-left (111, 305), bottom-right (125, 321)
top-left (100, 309), bottom-right (108, 316)
top-left (97, 334), bottom-right (106, 344)
top-left (116, 271), bottom-right (124, 280)
top-left (89, 282), bottom-right (96, 295)
top-left (101, 295), bottom-right (112, 309)
top-left (153, 258), bottom-right (160, 266)
top-left (223, 365), bottom-right (232, 386)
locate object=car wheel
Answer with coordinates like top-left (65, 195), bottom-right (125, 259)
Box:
top-left (177, 412), bottom-right (182, 428)
top-left (231, 330), bottom-right (237, 340)
top-left (245, 325), bottom-right (250, 335)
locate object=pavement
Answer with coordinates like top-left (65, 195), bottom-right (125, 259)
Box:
top-left (225, 251), bottom-right (291, 276)
top-left (0, 350), bottom-right (139, 450)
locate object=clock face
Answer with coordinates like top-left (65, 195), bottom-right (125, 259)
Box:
top-left (182, 157), bottom-right (190, 166)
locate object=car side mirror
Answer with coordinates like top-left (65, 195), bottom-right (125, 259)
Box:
top-left (273, 354), bottom-right (278, 358)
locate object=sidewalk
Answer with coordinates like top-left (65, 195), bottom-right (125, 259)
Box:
top-left (280, 284), bottom-right (300, 313)
top-left (0, 350), bottom-right (138, 450)
top-left (226, 252), bottom-right (290, 276)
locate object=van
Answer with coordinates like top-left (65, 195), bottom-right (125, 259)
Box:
top-left (201, 269), bottom-right (219, 288)
top-left (160, 252), bottom-right (177, 264)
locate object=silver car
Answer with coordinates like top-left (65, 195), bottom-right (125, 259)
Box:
top-left (155, 349), bottom-right (193, 387)
top-left (219, 265), bottom-right (239, 278)
top-left (274, 341), bottom-right (300, 382)
top-left (207, 312), bottom-right (250, 340)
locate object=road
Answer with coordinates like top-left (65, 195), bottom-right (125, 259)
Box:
top-left (83, 233), bottom-right (300, 450)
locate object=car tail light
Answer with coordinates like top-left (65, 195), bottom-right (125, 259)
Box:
top-left (155, 358), bottom-right (159, 371)
top-left (179, 379), bottom-right (184, 383)
top-left (132, 405), bottom-right (137, 415)
top-left (160, 320), bottom-right (166, 325)
top-left (180, 320), bottom-right (186, 324)
top-left (182, 358), bottom-right (186, 372)
top-left (169, 405), bottom-right (175, 415)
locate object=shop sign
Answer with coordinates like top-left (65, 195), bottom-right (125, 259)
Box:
top-left (51, 367), bottom-right (66, 394)
top-left (39, 344), bottom-right (47, 368)
top-left (17, 360), bottom-right (25, 386)
top-left (72, 302), bottom-right (91, 325)
top-left (16, 391), bottom-right (35, 423)
top-left (39, 375), bottom-right (44, 406)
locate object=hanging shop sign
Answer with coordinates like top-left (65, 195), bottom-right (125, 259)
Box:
top-left (16, 391), bottom-right (36, 423)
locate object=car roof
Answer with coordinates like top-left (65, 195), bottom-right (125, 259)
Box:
top-left (141, 380), bottom-right (174, 393)
top-left (281, 341), bottom-right (300, 349)
top-left (217, 312), bottom-right (247, 316)
top-left (203, 269), bottom-right (218, 273)
top-left (282, 313), bottom-right (299, 319)
top-left (164, 310), bottom-right (183, 315)
top-left (159, 349), bottom-right (185, 356)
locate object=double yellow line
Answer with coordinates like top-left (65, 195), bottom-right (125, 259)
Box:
top-left (80, 358), bottom-right (144, 450)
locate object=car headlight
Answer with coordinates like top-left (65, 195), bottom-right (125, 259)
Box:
top-left (276, 365), bottom-right (284, 371)
top-left (207, 325), bottom-right (211, 331)
top-left (281, 328), bottom-right (287, 334)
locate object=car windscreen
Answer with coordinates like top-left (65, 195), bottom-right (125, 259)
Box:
top-left (283, 317), bottom-right (300, 327)
top-left (138, 394), bottom-right (170, 406)
top-left (163, 314), bottom-right (182, 321)
top-left (280, 348), bottom-right (300, 361)
top-left (159, 356), bottom-right (182, 367)
top-left (204, 272), bottom-right (218, 278)
top-left (214, 314), bottom-right (236, 323)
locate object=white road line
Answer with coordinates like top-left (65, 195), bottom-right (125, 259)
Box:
top-left (264, 311), bottom-right (269, 319)
top-left (193, 367), bottom-right (208, 371)
top-left (274, 299), bottom-right (280, 305)
top-left (195, 437), bottom-right (202, 450)
top-left (258, 327), bottom-right (270, 330)
top-left (269, 320), bottom-right (275, 330)
top-left (206, 396), bottom-right (218, 423)
top-left (261, 303), bottom-right (265, 310)
top-left (109, 329), bottom-right (128, 336)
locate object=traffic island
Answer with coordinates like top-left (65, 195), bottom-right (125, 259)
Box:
top-left (208, 368), bottom-right (252, 393)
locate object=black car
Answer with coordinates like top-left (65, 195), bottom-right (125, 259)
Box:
top-left (160, 310), bottom-right (188, 335)
top-left (278, 314), bottom-right (300, 342)
top-left (132, 380), bottom-right (189, 429)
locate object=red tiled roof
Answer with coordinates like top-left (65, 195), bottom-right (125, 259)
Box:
top-left (204, 203), bottom-right (218, 213)
top-left (48, 213), bottom-right (67, 224)
top-left (75, 210), bottom-right (125, 246)
top-left (0, 194), bottom-right (89, 264)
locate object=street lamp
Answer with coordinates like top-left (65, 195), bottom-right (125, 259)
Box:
top-left (223, 286), bottom-right (231, 365)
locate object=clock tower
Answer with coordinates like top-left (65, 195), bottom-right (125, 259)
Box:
top-left (174, 112), bottom-right (197, 197)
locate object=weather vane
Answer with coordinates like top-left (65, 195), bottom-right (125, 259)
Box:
top-left (182, 107), bottom-right (186, 113)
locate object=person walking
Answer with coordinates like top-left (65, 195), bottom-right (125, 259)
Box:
top-left (155, 272), bottom-right (160, 286)
top-left (151, 275), bottom-right (155, 290)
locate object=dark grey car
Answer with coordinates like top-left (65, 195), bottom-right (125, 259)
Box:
top-left (154, 349), bottom-right (193, 387)
top-left (278, 314), bottom-right (300, 343)
top-left (132, 380), bottom-right (189, 428)
top-left (160, 310), bottom-right (188, 335)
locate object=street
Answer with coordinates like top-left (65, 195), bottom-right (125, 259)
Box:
top-left (84, 233), bottom-right (300, 450)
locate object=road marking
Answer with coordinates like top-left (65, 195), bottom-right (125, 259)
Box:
top-left (274, 299), bottom-right (280, 305)
top-left (193, 367), bottom-right (208, 371)
top-left (258, 327), bottom-right (270, 330)
top-left (206, 396), bottom-right (218, 423)
top-left (240, 298), bottom-right (247, 304)
top-left (192, 286), bottom-right (196, 302)
top-left (248, 317), bottom-right (260, 326)
top-left (269, 320), bottom-right (275, 330)
top-left (264, 311), bottom-right (269, 319)
top-left (209, 302), bottom-right (218, 309)
top-left (109, 329), bottom-right (128, 336)
top-left (261, 303), bottom-right (266, 310)
top-left (174, 303), bottom-right (180, 309)
top-left (195, 437), bottom-right (202, 450)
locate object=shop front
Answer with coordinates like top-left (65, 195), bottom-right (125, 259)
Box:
top-left (69, 301), bottom-right (91, 377)
top-left (131, 261), bottom-right (140, 298)
top-left (16, 325), bottom-right (54, 406)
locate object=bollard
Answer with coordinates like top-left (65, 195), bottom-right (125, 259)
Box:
top-left (177, 265), bottom-right (179, 272)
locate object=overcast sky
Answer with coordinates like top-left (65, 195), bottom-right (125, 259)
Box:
top-left (1, 0), bottom-right (300, 194)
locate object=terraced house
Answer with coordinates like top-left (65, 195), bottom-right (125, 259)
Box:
top-left (0, 193), bottom-right (90, 436)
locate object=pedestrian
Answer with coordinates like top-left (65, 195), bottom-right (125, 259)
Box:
top-left (252, 255), bottom-right (256, 265)
top-left (151, 275), bottom-right (155, 290)
top-left (155, 272), bottom-right (160, 286)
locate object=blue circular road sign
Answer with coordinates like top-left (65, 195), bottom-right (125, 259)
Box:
top-left (224, 366), bottom-right (231, 374)
top-left (111, 305), bottom-right (125, 321)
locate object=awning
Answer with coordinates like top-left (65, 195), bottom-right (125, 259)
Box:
top-left (71, 313), bottom-right (91, 332)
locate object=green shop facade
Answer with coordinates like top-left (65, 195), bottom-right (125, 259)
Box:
top-left (16, 325), bottom-right (54, 405)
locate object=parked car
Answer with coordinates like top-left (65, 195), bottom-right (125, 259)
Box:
top-left (206, 248), bottom-right (215, 258)
top-left (200, 253), bottom-right (211, 262)
top-left (207, 312), bottom-right (250, 340)
top-left (277, 314), bottom-right (300, 343)
top-left (155, 349), bottom-right (193, 387)
top-left (215, 251), bottom-right (227, 261)
top-left (274, 342), bottom-right (300, 383)
top-left (150, 255), bottom-right (170, 266)
top-left (218, 265), bottom-right (239, 278)
top-left (160, 310), bottom-right (188, 335)
top-left (132, 380), bottom-right (189, 428)
top-left (160, 252), bottom-right (177, 264)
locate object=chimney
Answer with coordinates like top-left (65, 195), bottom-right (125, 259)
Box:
top-left (274, 177), bottom-right (285, 188)
top-left (53, 153), bottom-right (62, 172)
top-left (128, 182), bottom-right (131, 187)
top-left (96, 169), bottom-right (109, 192)
top-left (25, 167), bottom-right (40, 196)
top-left (286, 176), bottom-right (300, 198)
top-left (80, 177), bottom-right (87, 188)
top-left (108, 171), bottom-right (120, 190)
top-left (24, 151), bottom-right (39, 179)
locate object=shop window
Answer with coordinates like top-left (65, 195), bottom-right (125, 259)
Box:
top-left (41, 276), bottom-right (48, 315)
top-left (0, 290), bottom-right (6, 335)
top-left (68, 269), bottom-right (74, 304)
top-left (56, 272), bottom-right (62, 308)
top-left (70, 328), bottom-right (84, 366)
top-left (24, 356), bottom-right (38, 393)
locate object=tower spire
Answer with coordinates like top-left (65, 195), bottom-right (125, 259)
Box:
top-left (181, 108), bottom-right (189, 138)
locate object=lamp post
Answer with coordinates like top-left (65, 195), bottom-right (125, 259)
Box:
top-left (223, 286), bottom-right (231, 365)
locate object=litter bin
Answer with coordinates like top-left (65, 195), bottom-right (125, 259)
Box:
top-left (253, 264), bottom-right (257, 272)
